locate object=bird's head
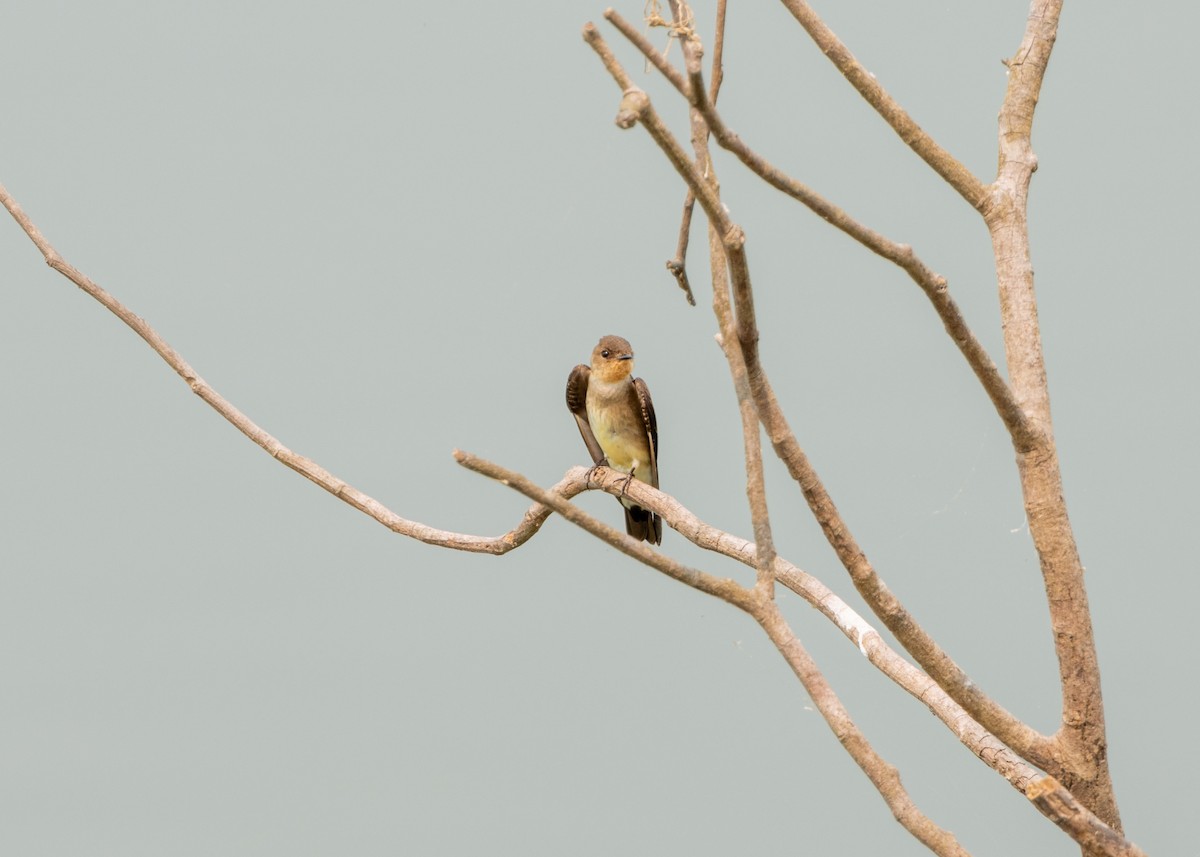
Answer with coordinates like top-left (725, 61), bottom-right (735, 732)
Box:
top-left (590, 335), bottom-right (635, 383)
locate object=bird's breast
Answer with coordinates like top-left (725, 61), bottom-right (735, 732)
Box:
top-left (586, 380), bottom-right (651, 478)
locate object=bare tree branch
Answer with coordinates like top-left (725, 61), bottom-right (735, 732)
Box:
top-left (755, 602), bottom-right (972, 857)
top-left (582, 24), bottom-right (1050, 768)
top-left (707, 0), bottom-right (727, 102)
top-left (457, 451), bottom-right (759, 610)
top-left (775, 0), bottom-right (991, 213)
top-left (716, 326), bottom-right (776, 597)
top-left (666, 190), bottom-right (698, 305)
top-left (661, 0), bottom-right (776, 598)
top-left (988, 0), bottom-right (1121, 832)
top-left (703, 217), bottom-right (777, 597)
top-left (663, 0), bottom-right (725, 309)
top-left (1027, 778), bottom-right (1146, 857)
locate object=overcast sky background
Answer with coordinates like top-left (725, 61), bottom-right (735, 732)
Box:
top-left (1, 2), bottom-right (1194, 855)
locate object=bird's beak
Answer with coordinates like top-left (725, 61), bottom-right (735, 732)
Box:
top-left (618, 354), bottom-right (633, 361)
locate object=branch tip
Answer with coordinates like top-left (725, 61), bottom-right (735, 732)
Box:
top-left (616, 87), bottom-right (648, 129)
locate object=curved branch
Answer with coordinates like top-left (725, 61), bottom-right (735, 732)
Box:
top-left (775, 0), bottom-right (990, 213)
top-left (0, 180), bottom-right (563, 556)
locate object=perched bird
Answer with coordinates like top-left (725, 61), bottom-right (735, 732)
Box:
top-left (565, 335), bottom-right (662, 544)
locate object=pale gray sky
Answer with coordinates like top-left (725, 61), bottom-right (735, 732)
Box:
top-left (2, 2), bottom-right (1193, 855)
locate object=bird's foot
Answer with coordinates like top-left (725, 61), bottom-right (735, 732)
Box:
top-left (584, 458), bottom-right (610, 487)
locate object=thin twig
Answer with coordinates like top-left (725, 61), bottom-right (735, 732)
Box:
top-left (660, 0), bottom-right (708, 308)
top-left (776, 0), bottom-right (991, 213)
top-left (605, 10), bottom-right (689, 104)
top-left (708, 0), bottom-right (727, 104)
top-left (666, 190), bottom-right (697, 305)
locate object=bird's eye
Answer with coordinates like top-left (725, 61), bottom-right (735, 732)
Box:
top-left (601, 349), bottom-right (610, 358)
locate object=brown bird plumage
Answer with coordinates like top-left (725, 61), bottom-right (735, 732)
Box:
top-left (566, 335), bottom-right (661, 544)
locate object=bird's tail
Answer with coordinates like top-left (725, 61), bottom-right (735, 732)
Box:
top-left (624, 504), bottom-right (663, 545)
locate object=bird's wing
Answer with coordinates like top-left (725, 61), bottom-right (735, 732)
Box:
top-left (566, 364), bottom-right (606, 466)
top-left (633, 377), bottom-right (658, 488)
